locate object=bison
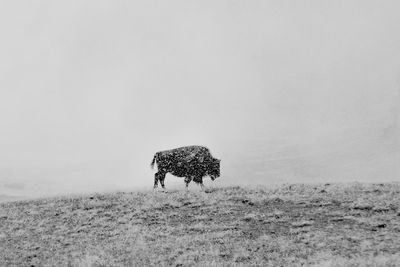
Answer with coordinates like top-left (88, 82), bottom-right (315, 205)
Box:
top-left (150, 145), bottom-right (221, 189)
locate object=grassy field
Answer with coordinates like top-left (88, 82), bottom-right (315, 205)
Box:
top-left (1, 183), bottom-right (400, 266)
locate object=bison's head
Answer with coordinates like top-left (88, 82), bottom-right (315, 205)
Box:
top-left (208, 158), bottom-right (221, 181)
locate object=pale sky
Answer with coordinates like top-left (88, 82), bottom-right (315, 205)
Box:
top-left (1, 1), bottom-right (399, 198)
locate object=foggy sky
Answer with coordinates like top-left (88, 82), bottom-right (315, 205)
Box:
top-left (1, 1), bottom-right (399, 197)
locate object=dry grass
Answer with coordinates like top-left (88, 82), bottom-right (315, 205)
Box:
top-left (1, 183), bottom-right (400, 266)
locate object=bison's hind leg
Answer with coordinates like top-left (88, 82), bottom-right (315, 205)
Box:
top-left (184, 177), bottom-right (192, 189)
top-left (154, 171), bottom-right (166, 189)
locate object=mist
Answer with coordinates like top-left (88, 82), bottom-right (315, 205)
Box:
top-left (1, 1), bottom-right (399, 198)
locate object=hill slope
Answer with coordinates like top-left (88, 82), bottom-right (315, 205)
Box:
top-left (1, 183), bottom-right (400, 266)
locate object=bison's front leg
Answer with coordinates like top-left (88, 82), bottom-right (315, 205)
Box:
top-left (200, 182), bottom-right (205, 191)
top-left (193, 176), bottom-right (204, 190)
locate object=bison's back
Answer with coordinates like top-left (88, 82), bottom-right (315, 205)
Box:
top-left (155, 146), bottom-right (212, 173)
top-left (160, 145), bottom-right (209, 155)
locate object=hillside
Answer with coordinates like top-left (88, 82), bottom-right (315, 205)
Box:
top-left (1, 183), bottom-right (400, 266)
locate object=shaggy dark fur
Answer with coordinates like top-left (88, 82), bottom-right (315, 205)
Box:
top-left (150, 146), bottom-right (220, 189)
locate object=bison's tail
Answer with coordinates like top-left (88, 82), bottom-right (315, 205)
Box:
top-left (150, 153), bottom-right (157, 169)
